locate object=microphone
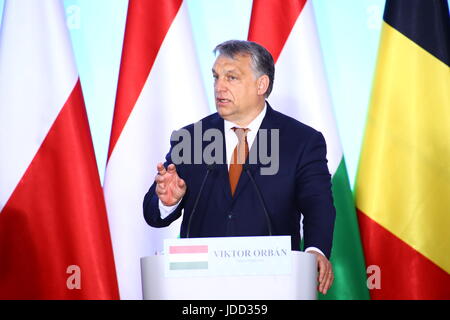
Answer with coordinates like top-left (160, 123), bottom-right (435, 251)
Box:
top-left (186, 164), bottom-right (215, 238)
top-left (244, 164), bottom-right (273, 236)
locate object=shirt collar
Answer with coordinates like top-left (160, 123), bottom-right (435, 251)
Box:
top-left (223, 102), bottom-right (267, 133)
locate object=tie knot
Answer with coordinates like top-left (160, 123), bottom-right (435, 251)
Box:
top-left (232, 127), bottom-right (249, 142)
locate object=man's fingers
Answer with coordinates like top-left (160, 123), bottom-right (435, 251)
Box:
top-left (324, 273), bottom-right (334, 294)
top-left (319, 270), bottom-right (326, 292)
top-left (318, 258), bottom-right (326, 283)
top-left (320, 271), bottom-right (334, 294)
top-left (178, 178), bottom-right (185, 189)
top-left (315, 254), bottom-right (334, 294)
top-left (157, 162), bottom-right (166, 175)
top-left (155, 184), bottom-right (166, 195)
top-left (318, 261), bottom-right (333, 294)
top-left (155, 174), bottom-right (165, 184)
top-left (157, 163), bottom-right (178, 178)
top-left (167, 163), bottom-right (176, 173)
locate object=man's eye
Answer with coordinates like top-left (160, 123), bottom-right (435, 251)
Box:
top-left (228, 76), bottom-right (237, 81)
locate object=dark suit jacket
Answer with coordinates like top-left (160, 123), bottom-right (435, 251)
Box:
top-left (143, 102), bottom-right (336, 258)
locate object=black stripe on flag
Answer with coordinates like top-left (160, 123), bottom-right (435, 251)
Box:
top-left (383, 0), bottom-right (450, 67)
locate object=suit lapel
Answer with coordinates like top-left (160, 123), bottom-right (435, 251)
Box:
top-left (209, 114), bottom-right (233, 202)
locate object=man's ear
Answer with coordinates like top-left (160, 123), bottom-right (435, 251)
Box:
top-left (257, 75), bottom-right (270, 96)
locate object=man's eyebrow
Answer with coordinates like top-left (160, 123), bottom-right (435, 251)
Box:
top-left (212, 68), bottom-right (241, 75)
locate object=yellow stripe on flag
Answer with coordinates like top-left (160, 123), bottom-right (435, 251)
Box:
top-left (356, 22), bottom-right (450, 273)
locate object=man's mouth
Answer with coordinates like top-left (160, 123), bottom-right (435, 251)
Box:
top-left (216, 98), bottom-right (231, 104)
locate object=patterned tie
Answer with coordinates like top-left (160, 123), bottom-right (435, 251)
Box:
top-left (229, 127), bottom-right (250, 196)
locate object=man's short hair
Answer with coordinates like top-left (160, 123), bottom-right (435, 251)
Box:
top-left (213, 40), bottom-right (275, 98)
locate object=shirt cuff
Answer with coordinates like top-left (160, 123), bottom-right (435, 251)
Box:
top-left (158, 198), bottom-right (181, 219)
top-left (304, 246), bottom-right (325, 257)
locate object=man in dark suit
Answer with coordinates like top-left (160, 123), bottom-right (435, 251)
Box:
top-left (143, 40), bottom-right (336, 294)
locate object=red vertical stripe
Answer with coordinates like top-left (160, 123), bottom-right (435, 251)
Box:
top-left (248, 0), bottom-right (306, 62)
top-left (357, 210), bottom-right (450, 299)
top-left (0, 81), bottom-right (119, 299)
top-left (107, 0), bottom-right (182, 159)
top-left (169, 245), bottom-right (209, 254)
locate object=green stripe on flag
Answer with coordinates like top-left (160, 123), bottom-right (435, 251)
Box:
top-left (319, 158), bottom-right (370, 300)
top-left (169, 262), bottom-right (208, 270)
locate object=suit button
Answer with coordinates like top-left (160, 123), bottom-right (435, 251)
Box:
top-left (228, 212), bottom-right (233, 219)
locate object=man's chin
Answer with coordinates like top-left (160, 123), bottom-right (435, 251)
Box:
top-left (216, 105), bottom-right (233, 119)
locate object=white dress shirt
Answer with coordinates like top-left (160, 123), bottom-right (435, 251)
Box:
top-left (223, 104), bottom-right (267, 169)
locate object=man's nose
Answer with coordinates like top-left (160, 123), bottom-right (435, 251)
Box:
top-left (214, 78), bottom-right (226, 93)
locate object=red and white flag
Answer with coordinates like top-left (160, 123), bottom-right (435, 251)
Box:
top-left (248, 0), bottom-right (369, 299)
top-left (103, 0), bottom-right (209, 299)
top-left (0, 0), bottom-right (119, 299)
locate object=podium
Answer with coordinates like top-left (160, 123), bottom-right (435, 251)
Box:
top-left (141, 236), bottom-right (318, 300)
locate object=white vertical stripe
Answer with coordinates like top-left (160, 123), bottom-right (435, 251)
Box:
top-left (268, 1), bottom-right (343, 175)
top-left (103, 2), bottom-right (210, 300)
top-left (168, 253), bottom-right (209, 263)
top-left (0, 0), bottom-right (78, 212)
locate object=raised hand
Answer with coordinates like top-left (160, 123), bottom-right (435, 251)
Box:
top-left (154, 163), bottom-right (186, 206)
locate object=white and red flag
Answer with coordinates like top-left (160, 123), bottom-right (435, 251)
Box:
top-left (248, 0), bottom-right (369, 299)
top-left (103, 0), bottom-right (209, 299)
top-left (0, 0), bottom-right (119, 299)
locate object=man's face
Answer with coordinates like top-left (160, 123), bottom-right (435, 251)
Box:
top-left (212, 54), bottom-right (262, 124)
